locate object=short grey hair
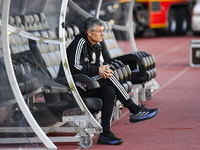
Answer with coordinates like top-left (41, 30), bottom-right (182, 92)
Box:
top-left (84, 17), bottom-right (103, 33)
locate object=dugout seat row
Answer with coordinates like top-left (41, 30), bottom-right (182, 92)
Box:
top-left (6, 13), bottom-right (50, 96)
top-left (8, 13), bottom-right (49, 31)
top-left (0, 13), bottom-right (48, 101)
top-left (4, 13), bottom-right (50, 96)
top-left (101, 22), bottom-right (157, 85)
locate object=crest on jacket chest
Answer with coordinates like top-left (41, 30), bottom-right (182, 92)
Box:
top-left (91, 52), bottom-right (96, 64)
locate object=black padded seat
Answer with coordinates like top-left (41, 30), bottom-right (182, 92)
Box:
top-left (82, 97), bottom-right (102, 114)
top-left (101, 22), bottom-right (157, 84)
top-left (109, 63), bottom-right (124, 84)
top-left (114, 51), bottom-right (152, 84)
top-left (108, 61), bottom-right (132, 92)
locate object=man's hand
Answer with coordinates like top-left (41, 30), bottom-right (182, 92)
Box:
top-left (99, 65), bottom-right (113, 79)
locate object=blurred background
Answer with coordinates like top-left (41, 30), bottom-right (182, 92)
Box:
top-left (65, 0), bottom-right (200, 39)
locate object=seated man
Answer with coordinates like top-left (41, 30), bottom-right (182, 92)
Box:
top-left (61, 17), bottom-right (158, 145)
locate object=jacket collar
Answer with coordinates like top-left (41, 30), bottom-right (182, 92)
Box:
top-left (79, 31), bottom-right (98, 51)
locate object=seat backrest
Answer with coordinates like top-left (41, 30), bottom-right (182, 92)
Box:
top-left (70, 25), bottom-right (80, 36)
top-left (9, 33), bottom-right (29, 55)
top-left (14, 16), bottom-right (26, 31)
top-left (39, 13), bottom-right (49, 29)
top-left (9, 16), bottom-right (15, 27)
top-left (56, 25), bottom-right (75, 49)
top-left (101, 22), bottom-right (123, 62)
top-left (33, 14), bottom-right (43, 30)
top-left (28, 14), bottom-right (38, 31)
top-left (21, 15), bottom-right (32, 31)
top-left (8, 28), bottom-right (43, 94)
top-left (29, 29), bottom-right (61, 79)
top-left (65, 26), bottom-right (75, 46)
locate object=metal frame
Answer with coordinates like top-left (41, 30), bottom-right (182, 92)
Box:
top-left (95, 0), bottom-right (103, 18)
top-left (111, 0), bottom-right (137, 52)
top-left (19, 0), bottom-right (27, 15)
top-left (132, 79), bottom-right (160, 105)
top-left (68, 0), bottom-right (92, 19)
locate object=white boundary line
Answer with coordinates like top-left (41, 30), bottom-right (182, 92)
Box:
top-left (152, 66), bottom-right (190, 96)
top-left (156, 45), bottom-right (180, 59)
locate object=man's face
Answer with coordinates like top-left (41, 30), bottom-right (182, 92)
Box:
top-left (87, 25), bottom-right (104, 45)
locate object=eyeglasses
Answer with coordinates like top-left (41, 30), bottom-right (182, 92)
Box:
top-left (91, 30), bottom-right (104, 34)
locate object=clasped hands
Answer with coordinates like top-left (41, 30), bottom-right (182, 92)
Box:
top-left (99, 65), bottom-right (114, 79)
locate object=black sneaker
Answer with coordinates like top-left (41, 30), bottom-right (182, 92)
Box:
top-left (130, 105), bottom-right (158, 123)
top-left (97, 130), bottom-right (123, 145)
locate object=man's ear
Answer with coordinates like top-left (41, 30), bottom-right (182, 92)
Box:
top-left (87, 30), bottom-right (92, 36)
